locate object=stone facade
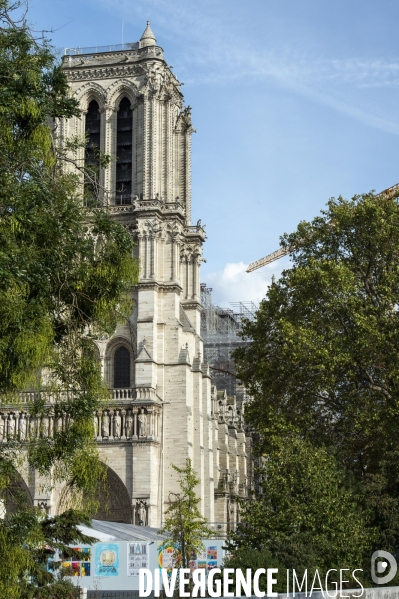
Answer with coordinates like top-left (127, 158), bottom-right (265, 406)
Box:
top-left (2, 23), bottom-right (253, 531)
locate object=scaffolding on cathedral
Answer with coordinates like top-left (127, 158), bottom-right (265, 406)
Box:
top-left (200, 284), bottom-right (257, 396)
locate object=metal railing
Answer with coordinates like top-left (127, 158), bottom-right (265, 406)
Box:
top-left (64, 42), bottom-right (139, 56)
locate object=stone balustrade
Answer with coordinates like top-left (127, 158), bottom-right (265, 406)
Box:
top-left (111, 388), bottom-right (134, 400)
top-left (100, 197), bottom-right (186, 216)
top-left (95, 405), bottom-right (160, 441)
top-left (0, 410), bottom-right (69, 442)
top-left (0, 399), bottom-right (161, 444)
top-left (5, 387), bottom-right (161, 405)
top-left (186, 224), bottom-right (206, 236)
top-left (15, 390), bottom-right (76, 404)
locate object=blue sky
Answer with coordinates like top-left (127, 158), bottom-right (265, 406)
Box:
top-left (28, 0), bottom-right (399, 306)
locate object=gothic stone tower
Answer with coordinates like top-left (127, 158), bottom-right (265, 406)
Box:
top-left (12, 23), bottom-right (251, 528)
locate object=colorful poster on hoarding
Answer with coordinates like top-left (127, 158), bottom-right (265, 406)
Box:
top-left (157, 541), bottom-right (222, 581)
top-left (197, 549), bottom-right (207, 561)
top-left (207, 546), bottom-right (217, 560)
top-left (158, 542), bottom-right (181, 572)
top-left (127, 542), bottom-right (149, 576)
top-left (95, 543), bottom-right (119, 577)
top-left (61, 547), bottom-right (91, 577)
top-left (207, 560), bottom-right (218, 573)
top-left (81, 562), bottom-right (91, 576)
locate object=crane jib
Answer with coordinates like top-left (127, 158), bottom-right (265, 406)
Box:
top-left (246, 182), bottom-right (399, 273)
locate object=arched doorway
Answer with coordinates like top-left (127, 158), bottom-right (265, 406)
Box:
top-left (57, 465), bottom-right (132, 524)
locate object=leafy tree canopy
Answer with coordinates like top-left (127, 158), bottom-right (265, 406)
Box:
top-left (226, 435), bottom-right (372, 582)
top-left (0, 0), bottom-right (138, 474)
top-left (0, 1), bottom-right (139, 595)
top-left (0, 508), bottom-right (95, 599)
top-left (234, 191), bottom-right (399, 555)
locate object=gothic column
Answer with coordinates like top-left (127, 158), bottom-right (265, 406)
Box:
top-left (132, 103), bottom-right (138, 196)
top-left (143, 94), bottom-right (157, 200)
top-left (133, 408), bottom-right (138, 439)
top-left (121, 409), bottom-right (126, 440)
top-left (78, 109), bottom-right (87, 190)
top-left (150, 234), bottom-right (156, 279)
top-left (165, 100), bottom-right (172, 201)
top-left (185, 257), bottom-right (189, 299)
top-left (193, 255), bottom-right (200, 300)
top-left (184, 121), bottom-right (192, 223)
top-left (170, 234), bottom-right (175, 281)
top-left (100, 104), bottom-right (117, 202)
top-left (144, 235), bottom-right (149, 279)
top-left (192, 256), bottom-right (196, 299)
top-left (147, 408), bottom-right (154, 439)
top-left (138, 233), bottom-right (146, 280)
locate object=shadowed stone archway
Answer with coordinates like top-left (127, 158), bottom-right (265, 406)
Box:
top-left (57, 465), bottom-right (132, 523)
top-left (3, 469), bottom-right (33, 515)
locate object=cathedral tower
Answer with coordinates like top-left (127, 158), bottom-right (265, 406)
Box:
top-left (4, 23), bottom-right (251, 530)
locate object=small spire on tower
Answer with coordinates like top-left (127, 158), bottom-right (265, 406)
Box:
top-left (140, 20), bottom-right (156, 47)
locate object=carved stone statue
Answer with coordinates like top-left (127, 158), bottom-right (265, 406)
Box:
top-left (55, 414), bottom-right (63, 434)
top-left (94, 413), bottom-right (99, 437)
top-left (139, 501), bottom-right (147, 524)
top-left (114, 410), bottom-right (121, 438)
top-left (8, 414), bottom-right (15, 439)
top-left (37, 501), bottom-right (48, 513)
top-left (0, 415), bottom-right (5, 442)
top-left (101, 412), bottom-right (109, 438)
top-left (65, 413), bottom-right (71, 430)
top-left (19, 413), bottom-right (27, 440)
top-left (136, 500), bottom-right (147, 525)
top-left (42, 416), bottom-right (49, 438)
top-left (125, 412), bottom-right (133, 438)
top-left (29, 416), bottom-right (36, 439)
top-left (138, 410), bottom-right (147, 437)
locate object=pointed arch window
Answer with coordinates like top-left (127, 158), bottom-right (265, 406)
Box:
top-left (84, 100), bottom-right (101, 203)
top-left (114, 346), bottom-right (131, 388)
top-left (116, 97), bottom-right (133, 205)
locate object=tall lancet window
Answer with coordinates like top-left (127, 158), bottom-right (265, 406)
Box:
top-left (114, 346), bottom-right (131, 388)
top-left (84, 100), bottom-right (101, 203)
top-left (116, 97), bottom-right (133, 205)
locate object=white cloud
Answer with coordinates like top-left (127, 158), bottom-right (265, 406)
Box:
top-left (203, 260), bottom-right (288, 308)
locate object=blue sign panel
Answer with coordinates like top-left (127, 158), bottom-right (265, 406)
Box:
top-left (95, 543), bottom-right (120, 577)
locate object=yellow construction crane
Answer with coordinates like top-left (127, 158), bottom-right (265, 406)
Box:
top-left (246, 182), bottom-right (399, 273)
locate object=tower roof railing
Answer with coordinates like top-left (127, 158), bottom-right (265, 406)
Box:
top-left (64, 42), bottom-right (139, 56)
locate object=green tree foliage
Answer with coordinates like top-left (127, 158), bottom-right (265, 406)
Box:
top-left (0, 0), bottom-right (139, 595)
top-left (234, 191), bottom-right (399, 561)
top-left (159, 459), bottom-right (213, 571)
top-left (0, 508), bottom-right (95, 599)
top-left (222, 547), bottom-right (285, 594)
top-left (0, 0), bottom-right (138, 481)
top-left (226, 435), bottom-right (371, 583)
